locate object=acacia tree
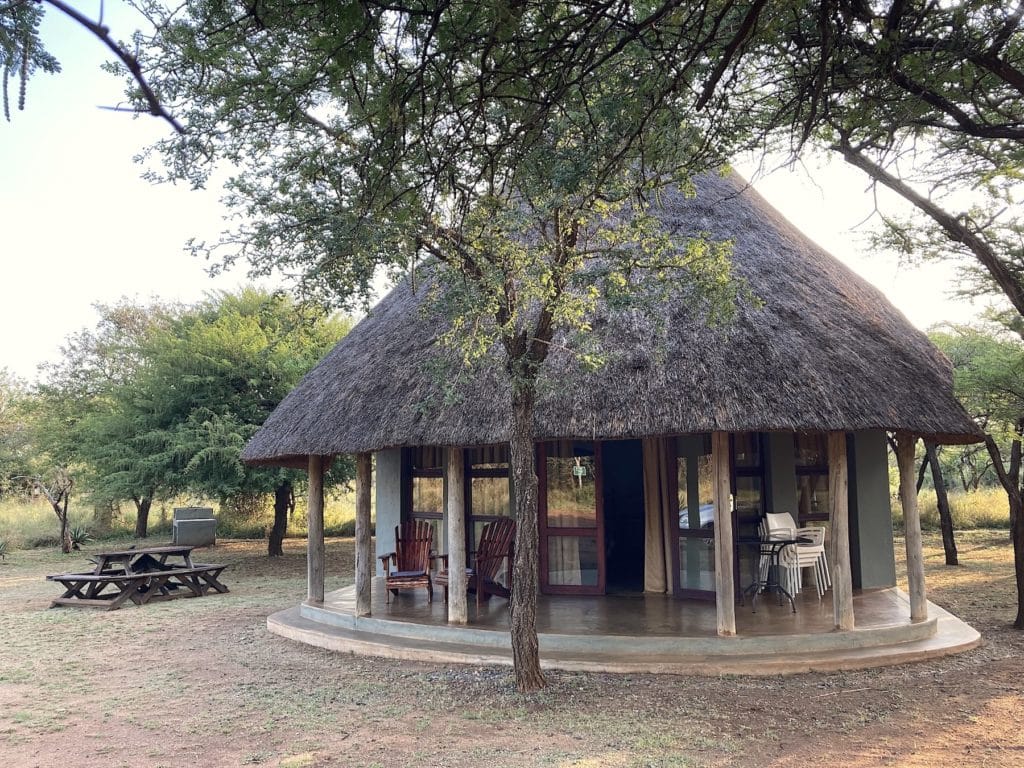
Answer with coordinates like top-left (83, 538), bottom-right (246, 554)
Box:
top-left (35, 300), bottom-right (174, 537)
top-left (123, 1), bottom-right (777, 690)
top-left (732, 2), bottom-right (1023, 316)
top-left (932, 323), bottom-right (1024, 627)
top-left (131, 289), bottom-right (351, 555)
top-left (0, 369), bottom-right (32, 493)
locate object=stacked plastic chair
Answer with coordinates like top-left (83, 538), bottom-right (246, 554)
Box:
top-left (759, 512), bottom-right (831, 599)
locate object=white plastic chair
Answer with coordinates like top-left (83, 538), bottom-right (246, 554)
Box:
top-left (761, 512), bottom-right (831, 599)
top-left (757, 517), bottom-right (801, 598)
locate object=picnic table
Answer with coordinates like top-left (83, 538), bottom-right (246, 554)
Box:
top-left (47, 545), bottom-right (229, 610)
top-left (90, 545), bottom-right (195, 575)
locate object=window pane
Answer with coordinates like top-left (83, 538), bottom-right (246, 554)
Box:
top-left (733, 433), bottom-right (761, 468)
top-left (412, 476), bottom-right (443, 516)
top-left (734, 476), bottom-right (762, 518)
top-left (797, 473), bottom-right (830, 519)
top-left (468, 444), bottom-right (509, 468)
top-left (677, 454), bottom-right (715, 530)
top-left (679, 537), bottom-right (715, 592)
top-left (471, 476), bottom-right (510, 518)
top-left (545, 442), bottom-right (596, 528)
top-left (411, 446), bottom-right (443, 470)
top-left (795, 434), bottom-right (827, 467)
top-left (547, 536), bottom-right (599, 586)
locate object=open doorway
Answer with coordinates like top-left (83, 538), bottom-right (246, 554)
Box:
top-left (602, 440), bottom-right (646, 593)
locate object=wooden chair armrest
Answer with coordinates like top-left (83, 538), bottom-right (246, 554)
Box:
top-left (434, 553), bottom-right (449, 568)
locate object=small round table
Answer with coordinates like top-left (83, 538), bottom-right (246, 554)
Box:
top-left (735, 535), bottom-right (809, 613)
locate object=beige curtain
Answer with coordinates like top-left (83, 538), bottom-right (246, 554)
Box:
top-left (642, 438), bottom-right (675, 593)
top-left (548, 536), bottom-right (582, 585)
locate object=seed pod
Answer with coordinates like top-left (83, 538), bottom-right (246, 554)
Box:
top-left (19, 34), bottom-right (29, 112)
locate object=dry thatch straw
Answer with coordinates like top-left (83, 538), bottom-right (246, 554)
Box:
top-left (243, 171), bottom-right (981, 467)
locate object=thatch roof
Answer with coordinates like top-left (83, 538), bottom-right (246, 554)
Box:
top-left (243, 171), bottom-right (981, 466)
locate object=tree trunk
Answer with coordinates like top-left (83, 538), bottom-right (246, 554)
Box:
top-left (925, 442), bottom-right (958, 566)
top-left (92, 502), bottom-right (114, 535)
top-left (1008, 439), bottom-right (1024, 629)
top-left (134, 497), bottom-right (151, 538)
top-left (269, 480), bottom-right (292, 557)
top-left (983, 434), bottom-right (1024, 629)
top-left (57, 496), bottom-right (71, 554)
top-left (1011, 490), bottom-right (1024, 629)
top-left (915, 453), bottom-right (929, 493)
top-left (508, 383), bottom-right (545, 692)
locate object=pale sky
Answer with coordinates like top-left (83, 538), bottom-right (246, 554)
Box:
top-left (0, 4), bottom-right (988, 382)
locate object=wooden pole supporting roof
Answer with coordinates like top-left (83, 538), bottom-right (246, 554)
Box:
top-left (896, 432), bottom-right (929, 622)
top-left (712, 431), bottom-right (736, 637)
top-left (355, 452), bottom-right (373, 617)
top-left (307, 454), bottom-right (326, 604)
top-left (446, 447), bottom-right (468, 625)
top-left (828, 432), bottom-right (854, 631)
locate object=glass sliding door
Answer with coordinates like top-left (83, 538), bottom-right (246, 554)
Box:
top-left (674, 435), bottom-right (717, 598)
top-left (539, 441), bottom-right (605, 594)
top-left (732, 432), bottom-right (766, 590)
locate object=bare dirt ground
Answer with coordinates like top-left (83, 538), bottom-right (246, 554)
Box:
top-left (1, 531), bottom-right (1021, 768)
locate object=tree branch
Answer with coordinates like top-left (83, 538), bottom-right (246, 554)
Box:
top-left (42, 0), bottom-right (184, 134)
top-left (986, 434), bottom-right (1022, 505)
top-left (834, 135), bottom-right (1024, 319)
top-left (695, 0), bottom-right (767, 110)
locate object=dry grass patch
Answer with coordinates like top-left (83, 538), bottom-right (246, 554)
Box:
top-left (0, 531), bottom-right (1021, 767)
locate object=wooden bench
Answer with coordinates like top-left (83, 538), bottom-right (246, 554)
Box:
top-left (47, 562), bottom-right (229, 610)
top-left (47, 572), bottom-right (152, 610)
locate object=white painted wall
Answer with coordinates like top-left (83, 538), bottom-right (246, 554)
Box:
top-left (374, 449), bottom-right (403, 576)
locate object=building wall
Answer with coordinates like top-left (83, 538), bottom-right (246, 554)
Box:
top-left (374, 448), bottom-right (403, 576)
top-left (849, 430), bottom-right (896, 589)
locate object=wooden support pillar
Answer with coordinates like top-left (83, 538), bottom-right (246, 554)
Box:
top-left (895, 432), bottom-right (928, 622)
top-left (446, 447), bottom-right (468, 624)
top-left (711, 431), bottom-right (736, 636)
top-left (307, 454), bottom-right (325, 604)
top-left (355, 452), bottom-right (373, 617)
top-left (828, 432), bottom-right (855, 630)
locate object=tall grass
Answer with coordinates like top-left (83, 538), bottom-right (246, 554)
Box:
top-left (0, 488), bottom-right (366, 552)
top-left (0, 497), bottom-right (93, 549)
top-left (891, 487), bottom-right (1010, 531)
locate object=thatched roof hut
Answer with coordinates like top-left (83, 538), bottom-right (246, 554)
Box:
top-left (243, 171), bottom-right (980, 467)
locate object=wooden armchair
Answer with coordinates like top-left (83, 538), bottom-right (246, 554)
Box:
top-left (378, 520), bottom-right (434, 603)
top-left (436, 518), bottom-right (515, 610)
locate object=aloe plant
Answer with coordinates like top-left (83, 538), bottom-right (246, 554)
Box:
top-left (69, 526), bottom-right (91, 551)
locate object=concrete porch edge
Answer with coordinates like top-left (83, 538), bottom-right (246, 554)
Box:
top-left (267, 586), bottom-right (981, 676)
